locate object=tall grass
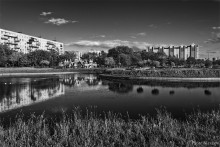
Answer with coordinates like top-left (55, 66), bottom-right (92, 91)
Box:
top-left (108, 69), bottom-right (220, 78)
top-left (0, 108), bottom-right (220, 146)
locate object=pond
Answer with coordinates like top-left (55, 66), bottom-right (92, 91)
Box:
top-left (0, 73), bottom-right (220, 123)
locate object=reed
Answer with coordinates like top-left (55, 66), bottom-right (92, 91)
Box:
top-left (0, 108), bottom-right (220, 146)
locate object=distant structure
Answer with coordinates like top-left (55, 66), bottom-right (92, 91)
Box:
top-left (0, 28), bottom-right (64, 55)
top-left (74, 51), bottom-right (82, 60)
top-left (89, 49), bottom-right (101, 56)
top-left (145, 44), bottom-right (199, 60)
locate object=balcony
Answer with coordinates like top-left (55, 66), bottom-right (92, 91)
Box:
top-left (4, 34), bottom-right (17, 38)
top-left (1, 36), bottom-right (8, 40)
top-left (14, 38), bottom-right (20, 42)
top-left (29, 45), bottom-right (39, 48)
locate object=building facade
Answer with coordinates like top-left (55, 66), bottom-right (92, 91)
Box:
top-left (0, 28), bottom-right (64, 55)
top-left (145, 44), bottom-right (199, 60)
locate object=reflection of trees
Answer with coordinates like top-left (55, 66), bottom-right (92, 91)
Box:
top-left (0, 77), bottom-right (64, 113)
top-left (152, 89), bottom-right (159, 95)
top-left (204, 90), bottom-right (211, 96)
top-left (169, 90), bottom-right (175, 95)
top-left (100, 78), bottom-right (220, 89)
top-left (137, 87), bottom-right (143, 93)
top-left (108, 82), bottom-right (133, 94)
top-left (60, 74), bottom-right (101, 87)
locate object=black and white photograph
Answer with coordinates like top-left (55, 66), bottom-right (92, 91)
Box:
top-left (0, 0), bottom-right (220, 146)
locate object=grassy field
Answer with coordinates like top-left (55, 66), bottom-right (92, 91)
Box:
top-left (0, 108), bottom-right (220, 146)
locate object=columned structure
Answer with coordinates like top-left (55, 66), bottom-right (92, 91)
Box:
top-left (145, 44), bottom-right (199, 60)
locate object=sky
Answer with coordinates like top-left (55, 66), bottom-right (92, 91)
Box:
top-left (0, 0), bottom-right (219, 59)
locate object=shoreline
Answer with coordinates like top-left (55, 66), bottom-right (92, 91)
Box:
top-left (100, 74), bottom-right (220, 82)
top-left (0, 72), bottom-right (79, 77)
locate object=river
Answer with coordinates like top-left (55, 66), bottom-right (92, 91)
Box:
top-left (0, 73), bottom-right (220, 123)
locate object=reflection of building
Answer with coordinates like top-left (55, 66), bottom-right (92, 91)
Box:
top-left (0, 28), bottom-right (64, 55)
top-left (145, 44), bottom-right (199, 59)
top-left (0, 79), bottom-right (65, 113)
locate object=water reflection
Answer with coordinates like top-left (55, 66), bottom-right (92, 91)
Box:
top-left (204, 90), bottom-right (212, 96)
top-left (59, 74), bottom-right (101, 87)
top-left (152, 89), bottom-right (159, 95)
top-left (137, 87), bottom-right (144, 93)
top-left (169, 90), bottom-right (175, 95)
top-left (0, 78), bottom-right (64, 113)
top-left (0, 74), bottom-right (220, 120)
top-left (108, 82), bottom-right (133, 94)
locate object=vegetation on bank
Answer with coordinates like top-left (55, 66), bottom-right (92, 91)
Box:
top-left (105, 68), bottom-right (220, 78)
top-left (1, 44), bottom-right (220, 69)
top-left (0, 108), bottom-right (220, 146)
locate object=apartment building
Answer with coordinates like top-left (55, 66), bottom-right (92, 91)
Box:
top-left (146, 44), bottom-right (199, 60)
top-left (0, 28), bottom-right (64, 55)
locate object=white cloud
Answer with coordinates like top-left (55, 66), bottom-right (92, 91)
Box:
top-left (45, 18), bottom-right (78, 26)
top-left (204, 32), bottom-right (220, 44)
top-left (148, 24), bottom-right (157, 28)
top-left (99, 35), bottom-right (106, 38)
top-left (40, 12), bottom-right (53, 16)
top-left (137, 32), bottom-right (146, 36)
top-left (212, 26), bottom-right (220, 30)
top-left (66, 40), bottom-right (152, 49)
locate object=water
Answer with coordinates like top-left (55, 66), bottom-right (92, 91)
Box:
top-left (0, 73), bottom-right (220, 123)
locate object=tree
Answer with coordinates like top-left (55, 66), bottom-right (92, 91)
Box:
top-left (152, 60), bottom-right (160, 68)
top-left (0, 44), bottom-right (13, 67)
top-left (104, 57), bottom-right (115, 67)
top-left (94, 51), bottom-right (107, 66)
top-left (40, 60), bottom-right (50, 67)
top-left (8, 52), bottom-right (22, 67)
top-left (205, 59), bottom-right (213, 68)
top-left (186, 57), bottom-right (196, 67)
top-left (108, 46), bottom-right (134, 65)
top-left (19, 54), bottom-right (30, 67)
top-left (119, 53), bottom-right (132, 67)
top-left (81, 52), bottom-right (98, 62)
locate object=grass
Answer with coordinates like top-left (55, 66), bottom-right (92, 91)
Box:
top-left (107, 68), bottom-right (220, 78)
top-left (0, 108), bottom-right (220, 146)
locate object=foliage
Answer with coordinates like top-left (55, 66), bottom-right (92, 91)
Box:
top-left (186, 57), bottom-right (196, 67)
top-left (40, 60), bottom-right (50, 67)
top-left (152, 60), bottom-right (160, 67)
top-left (1, 108), bottom-right (220, 146)
top-left (104, 57), bottom-right (115, 67)
top-left (205, 59), bottom-right (213, 68)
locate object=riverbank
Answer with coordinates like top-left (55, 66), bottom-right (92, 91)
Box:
top-left (0, 67), bottom-right (106, 76)
top-left (1, 108), bottom-right (220, 146)
top-left (101, 68), bottom-right (220, 81)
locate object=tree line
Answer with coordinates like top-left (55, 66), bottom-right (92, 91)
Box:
top-left (0, 44), bottom-right (76, 67)
top-left (82, 46), bottom-right (220, 68)
top-left (1, 44), bottom-right (220, 68)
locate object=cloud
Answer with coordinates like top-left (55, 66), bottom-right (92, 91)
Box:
top-left (212, 26), bottom-right (220, 30)
top-left (130, 32), bottom-right (146, 38)
top-left (45, 18), bottom-right (78, 26)
top-left (40, 12), bottom-right (53, 16)
top-left (137, 32), bottom-right (146, 36)
top-left (204, 31), bottom-right (220, 44)
top-left (148, 24), bottom-right (157, 28)
top-left (65, 40), bottom-right (152, 49)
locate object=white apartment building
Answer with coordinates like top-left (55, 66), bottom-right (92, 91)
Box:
top-left (146, 44), bottom-right (199, 60)
top-left (0, 28), bottom-right (64, 55)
